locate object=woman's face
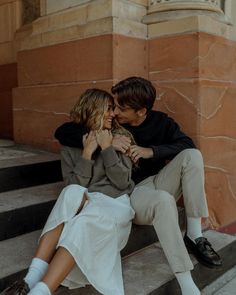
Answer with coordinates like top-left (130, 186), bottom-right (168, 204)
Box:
top-left (103, 100), bottom-right (115, 129)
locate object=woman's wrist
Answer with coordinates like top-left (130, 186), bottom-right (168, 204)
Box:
top-left (82, 149), bottom-right (93, 159)
top-left (100, 142), bottom-right (112, 150)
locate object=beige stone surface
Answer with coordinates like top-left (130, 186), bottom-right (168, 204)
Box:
top-left (45, 0), bottom-right (91, 14)
top-left (129, 0), bottom-right (148, 6)
top-left (112, 0), bottom-right (146, 22)
top-left (147, 0), bottom-right (223, 14)
top-left (114, 17), bottom-right (147, 38)
top-left (44, 0), bottom-right (148, 15)
top-left (148, 15), bottom-right (236, 41)
top-left (15, 0), bottom-right (147, 51)
top-left (0, 0), bottom-right (22, 64)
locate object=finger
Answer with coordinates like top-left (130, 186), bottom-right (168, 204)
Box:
top-left (120, 144), bottom-right (129, 151)
top-left (121, 141), bottom-right (131, 148)
top-left (88, 131), bottom-right (95, 138)
top-left (130, 149), bottom-right (139, 157)
top-left (130, 145), bottom-right (138, 152)
top-left (124, 138), bottom-right (131, 144)
top-left (133, 154), bottom-right (140, 163)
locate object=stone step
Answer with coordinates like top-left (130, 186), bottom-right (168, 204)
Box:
top-left (202, 265), bottom-right (236, 295)
top-left (0, 144), bottom-right (62, 192)
top-left (0, 180), bottom-right (158, 250)
top-left (0, 182), bottom-right (64, 241)
top-left (0, 230), bottom-right (235, 294)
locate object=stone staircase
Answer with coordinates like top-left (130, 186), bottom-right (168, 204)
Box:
top-left (0, 143), bottom-right (236, 295)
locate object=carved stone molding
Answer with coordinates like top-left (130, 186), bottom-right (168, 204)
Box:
top-left (22, 0), bottom-right (40, 24)
top-left (143, 0), bottom-right (230, 24)
top-left (148, 0), bottom-right (223, 13)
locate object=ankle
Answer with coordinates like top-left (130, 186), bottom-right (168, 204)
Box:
top-left (175, 271), bottom-right (200, 295)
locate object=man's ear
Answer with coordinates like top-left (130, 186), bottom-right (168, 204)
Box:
top-left (137, 108), bottom-right (147, 117)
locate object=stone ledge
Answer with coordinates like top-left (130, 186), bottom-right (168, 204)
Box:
top-left (15, 17), bottom-right (147, 51)
top-left (15, 0), bottom-right (147, 51)
top-left (148, 15), bottom-right (236, 42)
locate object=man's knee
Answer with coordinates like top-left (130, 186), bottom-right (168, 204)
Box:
top-left (180, 148), bottom-right (204, 168)
top-left (151, 191), bottom-right (179, 225)
top-left (131, 188), bottom-right (177, 225)
top-left (153, 190), bottom-right (177, 212)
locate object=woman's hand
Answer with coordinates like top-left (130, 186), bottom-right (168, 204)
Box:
top-left (82, 131), bottom-right (98, 159)
top-left (96, 130), bottom-right (113, 150)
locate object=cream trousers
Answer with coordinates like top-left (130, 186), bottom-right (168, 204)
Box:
top-left (130, 149), bottom-right (209, 273)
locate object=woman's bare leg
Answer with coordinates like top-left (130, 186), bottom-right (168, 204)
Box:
top-left (35, 224), bottom-right (64, 263)
top-left (42, 247), bottom-right (75, 293)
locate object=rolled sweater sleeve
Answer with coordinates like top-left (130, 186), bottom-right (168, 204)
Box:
top-left (101, 146), bottom-right (133, 190)
top-left (149, 117), bottom-right (196, 161)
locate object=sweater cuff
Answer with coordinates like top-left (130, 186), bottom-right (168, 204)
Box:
top-left (73, 157), bottom-right (94, 177)
top-left (101, 146), bottom-right (119, 167)
top-left (150, 146), bottom-right (159, 159)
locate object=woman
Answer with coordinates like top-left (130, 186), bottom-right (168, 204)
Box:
top-left (4, 89), bottom-right (135, 295)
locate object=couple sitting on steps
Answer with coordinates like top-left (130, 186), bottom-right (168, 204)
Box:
top-left (3, 77), bottom-right (222, 295)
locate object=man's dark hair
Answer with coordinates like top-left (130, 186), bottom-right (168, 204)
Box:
top-left (111, 77), bottom-right (156, 111)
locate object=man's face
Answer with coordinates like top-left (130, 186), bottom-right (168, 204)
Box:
top-left (114, 96), bottom-right (146, 126)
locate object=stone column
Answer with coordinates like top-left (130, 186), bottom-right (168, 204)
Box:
top-left (145, 0), bottom-right (236, 231)
top-left (143, 0), bottom-right (229, 24)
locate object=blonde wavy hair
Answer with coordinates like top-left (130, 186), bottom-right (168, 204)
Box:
top-left (70, 89), bottom-right (113, 130)
top-left (70, 88), bottom-right (135, 144)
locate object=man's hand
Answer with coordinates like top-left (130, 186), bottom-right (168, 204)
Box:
top-left (112, 135), bottom-right (131, 153)
top-left (82, 131), bottom-right (98, 159)
top-left (129, 145), bottom-right (154, 163)
top-left (96, 130), bottom-right (113, 150)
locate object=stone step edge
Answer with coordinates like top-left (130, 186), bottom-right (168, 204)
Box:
top-left (0, 230), bottom-right (235, 294)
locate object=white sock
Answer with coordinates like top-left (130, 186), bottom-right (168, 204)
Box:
top-left (24, 258), bottom-right (49, 289)
top-left (175, 271), bottom-right (200, 295)
top-left (187, 217), bottom-right (203, 242)
top-left (28, 282), bottom-right (51, 295)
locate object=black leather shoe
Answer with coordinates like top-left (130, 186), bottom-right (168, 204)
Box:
top-left (1, 280), bottom-right (30, 295)
top-left (184, 234), bottom-right (222, 268)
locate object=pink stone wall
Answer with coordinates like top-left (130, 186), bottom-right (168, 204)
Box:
top-left (13, 31), bottom-right (236, 229)
top-left (149, 32), bottom-right (236, 229)
top-left (13, 34), bottom-right (148, 151)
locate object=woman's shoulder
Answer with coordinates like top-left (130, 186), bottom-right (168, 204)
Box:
top-left (61, 145), bottom-right (83, 156)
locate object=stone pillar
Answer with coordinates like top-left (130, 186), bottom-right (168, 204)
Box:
top-left (145, 0), bottom-right (236, 230)
top-left (143, 0), bottom-right (229, 24)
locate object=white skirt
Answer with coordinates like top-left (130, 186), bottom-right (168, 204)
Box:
top-left (40, 184), bottom-right (135, 295)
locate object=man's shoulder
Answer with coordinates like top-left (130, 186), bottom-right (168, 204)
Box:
top-left (56, 121), bottom-right (81, 130)
top-left (149, 110), bottom-right (169, 122)
top-left (55, 121), bottom-right (87, 147)
top-left (55, 121), bottom-right (86, 136)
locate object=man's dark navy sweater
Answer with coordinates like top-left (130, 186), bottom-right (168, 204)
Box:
top-left (55, 111), bottom-right (196, 184)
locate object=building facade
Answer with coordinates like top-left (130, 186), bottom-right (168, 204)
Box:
top-left (0, 0), bottom-right (236, 231)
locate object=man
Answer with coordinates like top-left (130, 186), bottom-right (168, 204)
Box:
top-left (55, 77), bottom-right (222, 295)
